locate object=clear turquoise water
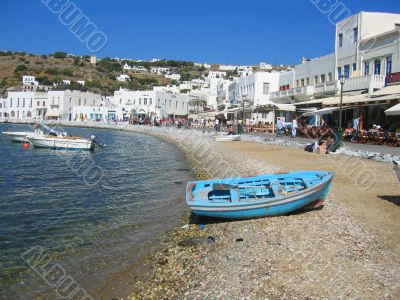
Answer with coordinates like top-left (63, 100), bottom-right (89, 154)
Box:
top-left (0, 124), bottom-right (191, 299)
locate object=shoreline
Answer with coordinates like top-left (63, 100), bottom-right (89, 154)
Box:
top-left (2, 122), bottom-right (400, 299)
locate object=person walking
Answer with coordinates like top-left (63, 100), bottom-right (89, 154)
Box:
top-left (351, 117), bottom-right (359, 142)
top-left (276, 118), bottom-right (283, 137)
top-left (215, 118), bottom-right (220, 132)
top-left (292, 118), bottom-right (298, 138)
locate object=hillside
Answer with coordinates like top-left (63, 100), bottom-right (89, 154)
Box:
top-left (0, 51), bottom-right (205, 95)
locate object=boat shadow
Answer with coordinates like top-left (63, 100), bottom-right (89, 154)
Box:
top-left (377, 195), bottom-right (400, 206)
top-left (189, 206), bottom-right (324, 225)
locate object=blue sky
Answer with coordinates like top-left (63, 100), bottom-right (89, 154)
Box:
top-left (0, 0), bottom-right (399, 65)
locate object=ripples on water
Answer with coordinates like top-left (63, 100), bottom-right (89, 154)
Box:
top-left (0, 124), bottom-right (192, 298)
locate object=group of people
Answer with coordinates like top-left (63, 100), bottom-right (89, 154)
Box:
top-left (275, 118), bottom-right (298, 138)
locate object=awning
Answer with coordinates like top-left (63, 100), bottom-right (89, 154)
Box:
top-left (385, 103), bottom-right (400, 116)
top-left (370, 85), bottom-right (400, 97)
top-left (302, 106), bottom-right (356, 117)
top-left (259, 103), bottom-right (296, 112)
top-left (302, 107), bottom-right (339, 116)
top-left (46, 112), bottom-right (60, 117)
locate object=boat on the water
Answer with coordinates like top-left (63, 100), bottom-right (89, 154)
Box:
top-left (215, 132), bottom-right (241, 142)
top-left (394, 161), bottom-right (400, 182)
top-left (186, 171), bottom-right (334, 219)
top-left (27, 135), bottom-right (96, 150)
top-left (1, 131), bottom-right (31, 142)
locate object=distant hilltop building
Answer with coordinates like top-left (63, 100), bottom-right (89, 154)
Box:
top-left (260, 62), bottom-right (272, 70)
top-left (90, 55), bottom-right (97, 64)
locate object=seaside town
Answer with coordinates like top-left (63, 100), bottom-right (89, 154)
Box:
top-left (1, 11), bottom-right (400, 140)
top-left (1, 4), bottom-right (400, 300)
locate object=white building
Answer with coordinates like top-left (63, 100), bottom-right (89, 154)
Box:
top-left (46, 90), bottom-right (102, 120)
top-left (62, 80), bottom-right (71, 85)
top-left (2, 91), bottom-right (47, 120)
top-left (113, 89), bottom-right (189, 118)
top-left (336, 11), bottom-right (400, 80)
top-left (22, 75), bottom-right (38, 86)
top-left (219, 65), bottom-right (237, 71)
top-left (165, 73), bottom-right (181, 81)
top-left (77, 80), bottom-right (85, 86)
top-left (151, 67), bottom-right (170, 75)
top-left (238, 72), bottom-right (280, 107)
top-left (123, 63), bottom-right (133, 70)
top-left (260, 62), bottom-right (272, 70)
top-left (208, 71), bottom-right (226, 79)
top-left (116, 74), bottom-right (130, 81)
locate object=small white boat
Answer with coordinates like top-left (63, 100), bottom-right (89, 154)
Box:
top-left (26, 123), bottom-right (98, 151)
top-left (27, 135), bottom-right (95, 150)
top-left (215, 132), bottom-right (241, 142)
top-left (1, 131), bottom-right (30, 142)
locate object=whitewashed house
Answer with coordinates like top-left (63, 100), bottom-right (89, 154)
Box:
top-left (116, 74), bottom-right (130, 81)
top-left (22, 75), bottom-right (38, 86)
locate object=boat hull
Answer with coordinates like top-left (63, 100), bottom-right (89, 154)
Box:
top-left (27, 136), bottom-right (94, 150)
top-left (187, 171), bottom-right (334, 219)
top-left (215, 134), bottom-right (241, 142)
top-left (1, 131), bottom-right (29, 142)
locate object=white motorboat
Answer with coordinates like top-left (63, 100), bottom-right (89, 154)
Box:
top-left (1, 131), bottom-right (31, 142)
top-left (215, 132), bottom-right (241, 142)
top-left (25, 123), bottom-right (98, 151)
top-left (27, 135), bottom-right (95, 150)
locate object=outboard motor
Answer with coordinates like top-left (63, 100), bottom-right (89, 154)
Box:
top-left (90, 135), bottom-right (96, 142)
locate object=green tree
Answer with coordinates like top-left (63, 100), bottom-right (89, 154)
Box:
top-left (14, 64), bottom-right (28, 73)
top-left (53, 52), bottom-right (67, 59)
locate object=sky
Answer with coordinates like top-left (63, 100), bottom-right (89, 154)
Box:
top-left (0, 0), bottom-right (399, 65)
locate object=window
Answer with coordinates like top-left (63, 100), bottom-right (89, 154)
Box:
top-left (374, 59), bottom-right (381, 75)
top-left (182, 102), bottom-right (184, 108)
top-left (69, 97), bottom-right (72, 103)
top-left (92, 100), bottom-right (95, 106)
top-left (144, 98), bottom-right (147, 105)
top-left (119, 99), bottom-right (121, 105)
top-left (364, 62), bottom-right (369, 76)
top-left (352, 63), bottom-right (356, 72)
top-left (43, 101), bottom-right (45, 106)
top-left (37, 101), bottom-right (39, 106)
top-left (17, 98), bottom-right (20, 107)
top-left (306, 77), bottom-right (309, 86)
top-left (23, 99), bottom-right (25, 107)
top-left (165, 100), bottom-right (167, 106)
top-left (296, 80), bottom-right (300, 87)
top-left (175, 101), bottom-right (178, 108)
top-left (337, 67), bottom-right (342, 79)
top-left (30, 99), bottom-right (32, 108)
top-left (386, 56), bottom-right (392, 75)
top-left (353, 27), bottom-right (358, 43)
top-left (10, 98), bottom-right (13, 107)
top-left (301, 79), bottom-right (305, 87)
top-left (149, 98), bottom-right (152, 105)
top-left (344, 65), bottom-right (350, 79)
top-left (338, 33), bottom-right (343, 47)
top-left (133, 100), bottom-right (136, 104)
top-left (169, 100), bottom-right (171, 107)
top-left (139, 98), bottom-right (142, 105)
top-left (84, 99), bottom-right (87, 106)
top-left (158, 98), bottom-right (160, 106)
top-left (262, 82), bottom-right (270, 95)
top-left (321, 74), bottom-right (326, 83)
top-left (314, 76), bottom-right (319, 84)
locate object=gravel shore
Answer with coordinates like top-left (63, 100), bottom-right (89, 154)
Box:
top-left (120, 126), bottom-right (400, 300)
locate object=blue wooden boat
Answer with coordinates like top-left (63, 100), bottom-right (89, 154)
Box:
top-left (186, 171), bottom-right (334, 219)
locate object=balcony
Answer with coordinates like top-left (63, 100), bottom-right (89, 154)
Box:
top-left (387, 72), bottom-right (400, 85)
top-left (314, 80), bottom-right (340, 98)
top-left (271, 86), bottom-right (314, 103)
top-left (343, 75), bottom-right (385, 93)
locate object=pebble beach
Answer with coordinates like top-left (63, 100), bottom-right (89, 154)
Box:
top-left (62, 123), bottom-right (398, 300)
